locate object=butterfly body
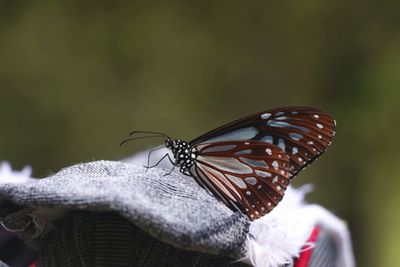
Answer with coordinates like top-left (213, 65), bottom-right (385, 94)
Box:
top-left (129, 106), bottom-right (336, 221)
top-left (165, 138), bottom-right (198, 173)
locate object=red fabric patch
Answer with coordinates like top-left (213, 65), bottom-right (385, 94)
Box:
top-left (294, 226), bottom-right (320, 267)
top-left (28, 262), bottom-right (36, 267)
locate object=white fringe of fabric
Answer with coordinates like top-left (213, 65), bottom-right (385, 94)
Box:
top-left (0, 162), bottom-right (67, 231)
top-left (241, 185), bottom-right (355, 267)
top-left (0, 161), bottom-right (34, 184)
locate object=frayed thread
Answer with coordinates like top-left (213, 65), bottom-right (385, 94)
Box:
top-left (241, 185), bottom-right (315, 267)
top-left (240, 184), bottom-right (355, 267)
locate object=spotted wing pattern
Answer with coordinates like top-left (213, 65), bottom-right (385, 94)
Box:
top-left (190, 140), bottom-right (290, 220)
top-left (190, 106), bottom-right (336, 178)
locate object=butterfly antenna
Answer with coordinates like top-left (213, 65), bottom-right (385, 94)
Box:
top-left (129, 130), bottom-right (170, 139)
top-left (120, 135), bottom-right (167, 146)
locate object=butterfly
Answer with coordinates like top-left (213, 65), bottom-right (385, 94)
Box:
top-left (122, 106), bottom-right (336, 221)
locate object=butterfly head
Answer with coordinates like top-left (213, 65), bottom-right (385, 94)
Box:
top-left (165, 138), bottom-right (176, 151)
top-left (165, 138), bottom-right (188, 155)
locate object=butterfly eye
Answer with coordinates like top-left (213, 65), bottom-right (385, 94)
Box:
top-left (165, 139), bottom-right (173, 148)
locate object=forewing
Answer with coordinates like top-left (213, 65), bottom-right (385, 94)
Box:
top-left (190, 141), bottom-right (290, 220)
top-left (190, 106), bottom-right (336, 177)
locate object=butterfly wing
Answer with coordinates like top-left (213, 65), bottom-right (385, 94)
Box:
top-left (190, 140), bottom-right (290, 220)
top-left (190, 106), bottom-right (336, 178)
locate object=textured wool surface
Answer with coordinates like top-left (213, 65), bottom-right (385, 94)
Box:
top-left (0, 160), bottom-right (249, 257)
top-left (0, 158), bottom-right (354, 267)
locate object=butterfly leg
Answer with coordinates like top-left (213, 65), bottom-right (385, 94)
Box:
top-left (146, 145), bottom-right (167, 171)
top-left (146, 153), bottom-right (177, 176)
top-left (163, 154), bottom-right (178, 176)
top-left (145, 153), bottom-right (173, 170)
top-left (164, 164), bottom-right (176, 176)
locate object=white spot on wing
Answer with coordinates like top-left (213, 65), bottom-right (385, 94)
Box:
top-left (289, 133), bottom-right (303, 141)
top-left (235, 149), bottom-right (252, 155)
top-left (261, 135), bottom-right (274, 144)
top-left (278, 138), bottom-right (286, 151)
top-left (255, 170), bottom-right (272, 177)
top-left (267, 120), bottom-right (310, 133)
top-left (275, 116), bottom-right (288, 120)
top-left (266, 148), bottom-right (272, 155)
top-left (202, 144), bottom-right (236, 153)
top-left (272, 160), bottom-right (279, 170)
top-left (239, 157), bottom-right (267, 167)
top-left (261, 113), bottom-right (271, 119)
top-left (314, 114), bottom-right (319, 118)
top-left (225, 174), bottom-right (247, 189)
top-left (292, 147), bottom-right (298, 154)
top-left (197, 155), bottom-right (253, 174)
top-left (205, 127), bottom-right (259, 143)
top-left (245, 177), bottom-right (257, 185)
top-left (316, 123), bottom-right (323, 129)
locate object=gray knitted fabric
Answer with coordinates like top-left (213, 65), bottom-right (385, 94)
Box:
top-left (35, 210), bottom-right (336, 267)
top-left (0, 161), bottom-right (249, 259)
top-left (0, 160), bottom-right (342, 267)
top-left (35, 210), bottom-right (248, 267)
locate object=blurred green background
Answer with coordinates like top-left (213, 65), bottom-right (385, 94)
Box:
top-left (1, 1), bottom-right (399, 266)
